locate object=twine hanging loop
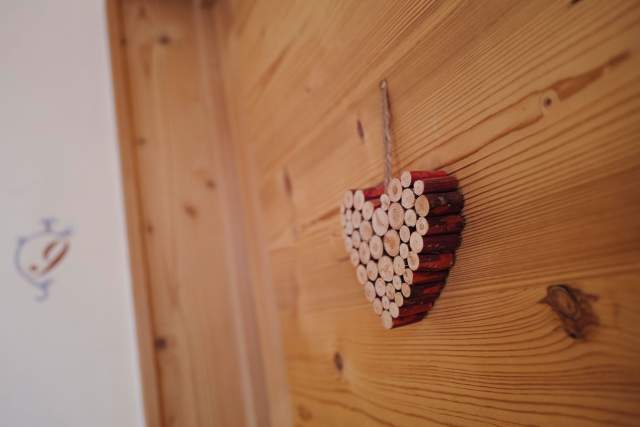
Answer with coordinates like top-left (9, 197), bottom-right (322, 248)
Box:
top-left (379, 80), bottom-right (393, 189)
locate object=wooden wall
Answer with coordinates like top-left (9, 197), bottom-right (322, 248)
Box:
top-left (111, 0), bottom-right (640, 426)
top-left (108, 1), bottom-right (272, 425)
top-left (212, 0), bottom-right (640, 426)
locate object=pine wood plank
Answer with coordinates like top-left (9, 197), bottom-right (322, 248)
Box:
top-left (213, 0), bottom-right (640, 425)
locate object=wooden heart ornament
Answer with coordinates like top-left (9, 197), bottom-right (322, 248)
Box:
top-left (340, 171), bottom-right (465, 329)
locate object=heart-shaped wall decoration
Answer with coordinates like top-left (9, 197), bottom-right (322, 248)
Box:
top-left (340, 171), bottom-right (465, 329)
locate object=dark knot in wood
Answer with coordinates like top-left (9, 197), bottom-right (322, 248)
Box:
top-left (333, 352), bottom-right (343, 372)
top-left (540, 284), bottom-right (599, 339)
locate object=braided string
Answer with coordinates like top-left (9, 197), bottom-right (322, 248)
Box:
top-left (379, 80), bottom-right (393, 188)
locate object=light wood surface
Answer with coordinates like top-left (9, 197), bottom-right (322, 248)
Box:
top-left (211, 0), bottom-right (640, 426)
top-left (106, 1), bottom-right (162, 425)
top-left (109, 1), bottom-right (272, 426)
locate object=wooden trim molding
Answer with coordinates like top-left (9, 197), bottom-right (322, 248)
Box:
top-left (105, 1), bottom-right (163, 426)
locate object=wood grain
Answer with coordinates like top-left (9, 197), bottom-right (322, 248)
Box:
top-left (106, 1), bottom-right (162, 425)
top-left (111, 1), bottom-right (272, 426)
top-left (212, 0), bottom-right (640, 426)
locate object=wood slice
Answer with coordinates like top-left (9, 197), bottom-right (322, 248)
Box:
top-left (401, 282), bottom-right (412, 298)
top-left (401, 188), bottom-right (415, 209)
top-left (364, 282), bottom-right (376, 302)
top-left (382, 295), bottom-right (391, 310)
top-left (353, 190), bottom-right (365, 211)
top-left (413, 179), bottom-right (424, 196)
top-left (402, 269), bottom-right (413, 285)
top-left (399, 171), bottom-right (413, 188)
top-left (393, 256), bottom-right (405, 276)
top-left (399, 243), bottom-right (409, 259)
top-left (372, 298), bottom-right (383, 316)
top-left (366, 260), bottom-right (379, 281)
top-left (356, 264), bottom-right (368, 285)
top-left (351, 230), bottom-right (361, 249)
top-left (359, 220), bottom-right (373, 241)
top-left (389, 302), bottom-right (400, 318)
top-left (415, 176), bottom-right (459, 193)
top-left (380, 193), bottom-right (391, 211)
top-left (358, 241), bottom-right (371, 264)
top-left (343, 190), bottom-right (354, 209)
top-left (374, 278), bottom-right (386, 297)
top-left (352, 210), bottom-right (362, 229)
top-left (407, 251), bottom-right (419, 271)
top-left (369, 235), bottom-right (384, 260)
top-left (362, 200), bottom-right (379, 220)
top-left (415, 217), bottom-right (428, 236)
top-left (394, 292), bottom-right (404, 307)
top-left (383, 229), bottom-right (401, 257)
top-left (362, 201), bottom-right (373, 221)
top-left (399, 225), bottom-right (411, 243)
top-left (387, 178), bottom-right (403, 202)
top-left (404, 209), bottom-right (417, 227)
top-left (372, 208), bottom-right (389, 236)
top-left (377, 255), bottom-right (394, 282)
top-left (382, 311), bottom-right (425, 329)
top-left (386, 283), bottom-right (396, 300)
top-left (350, 249), bottom-right (360, 266)
top-left (409, 232), bottom-right (424, 253)
top-left (392, 275), bottom-right (402, 290)
top-left (387, 202), bottom-right (404, 230)
top-left (344, 220), bottom-right (354, 236)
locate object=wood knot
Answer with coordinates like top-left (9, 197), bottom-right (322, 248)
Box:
top-left (356, 119), bottom-right (365, 142)
top-left (333, 352), bottom-right (343, 372)
top-left (540, 284), bottom-right (599, 339)
top-left (157, 34), bottom-right (172, 45)
top-left (184, 203), bottom-right (198, 219)
top-left (283, 169), bottom-right (293, 197)
top-left (154, 337), bottom-right (168, 350)
top-left (297, 405), bottom-right (312, 421)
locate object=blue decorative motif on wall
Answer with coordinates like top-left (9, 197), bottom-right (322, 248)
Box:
top-left (14, 218), bottom-right (73, 301)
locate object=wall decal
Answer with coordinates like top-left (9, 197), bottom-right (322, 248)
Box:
top-left (14, 218), bottom-right (73, 301)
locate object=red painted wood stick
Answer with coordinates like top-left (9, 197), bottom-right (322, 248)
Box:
top-left (425, 215), bottom-right (465, 235)
top-left (415, 176), bottom-right (459, 193)
top-left (408, 282), bottom-right (445, 299)
top-left (400, 170), bottom-right (449, 187)
top-left (382, 311), bottom-right (426, 329)
top-left (416, 253), bottom-right (455, 271)
top-left (415, 191), bottom-right (464, 217)
top-left (362, 183), bottom-right (385, 200)
top-left (410, 233), bottom-right (461, 253)
top-left (392, 301), bottom-right (434, 318)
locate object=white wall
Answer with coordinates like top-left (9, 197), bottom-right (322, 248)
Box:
top-left (0, 1), bottom-right (145, 426)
